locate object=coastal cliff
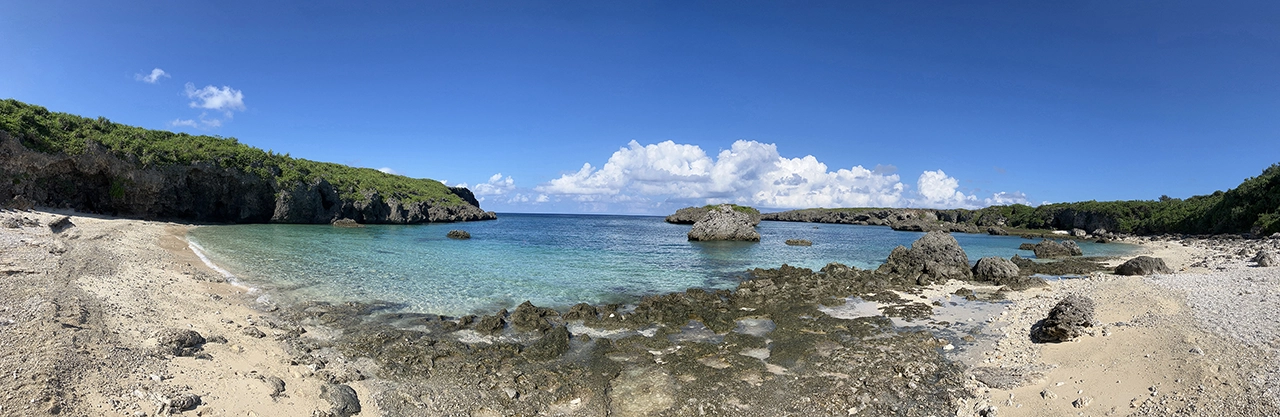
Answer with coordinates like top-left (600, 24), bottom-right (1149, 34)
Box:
top-left (0, 100), bottom-right (494, 224)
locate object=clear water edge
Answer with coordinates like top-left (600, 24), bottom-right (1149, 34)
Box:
top-left (186, 213), bottom-right (1138, 317)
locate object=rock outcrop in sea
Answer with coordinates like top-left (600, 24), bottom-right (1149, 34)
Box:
top-left (1031, 239), bottom-right (1083, 258)
top-left (876, 231), bottom-right (972, 285)
top-left (666, 205), bottom-right (761, 225)
top-left (687, 204), bottom-right (761, 242)
top-left (0, 132), bottom-right (495, 224)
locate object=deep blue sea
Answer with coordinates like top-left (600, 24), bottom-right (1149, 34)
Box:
top-left (186, 213), bottom-right (1138, 316)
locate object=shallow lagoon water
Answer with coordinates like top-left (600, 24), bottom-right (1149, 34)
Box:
top-left (187, 213), bottom-right (1137, 316)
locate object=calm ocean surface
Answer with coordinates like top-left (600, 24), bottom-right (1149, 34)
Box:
top-left (187, 213), bottom-right (1138, 316)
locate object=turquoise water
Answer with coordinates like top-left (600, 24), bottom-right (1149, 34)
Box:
top-left (187, 213), bottom-right (1138, 316)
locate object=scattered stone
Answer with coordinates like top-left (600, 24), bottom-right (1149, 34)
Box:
top-left (1040, 389), bottom-right (1058, 400)
top-left (1115, 256), bottom-right (1173, 276)
top-left (1072, 396), bottom-right (1092, 408)
top-left (156, 328), bottom-right (206, 356)
top-left (784, 239), bottom-right (812, 246)
top-left (167, 393), bottom-right (201, 411)
top-left (206, 335), bottom-right (228, 344)
top-left (687, 205), bottom-right (761, 242)
top-left (446, 230), bottom-right (471, 239)
top-left (331, 218), bottom-right (363, 228)
top-left (241, 326), bottom-right (267, 338)
top-left (1, 217), bottom-right (20, 228)
top-left (48, 215), bottom-right (74, 233)
top-left (1254, 251), bottom-right (1278, 267)
top-left (261, 375), bottom-right (286, 398)
top-left (1034, 294), bottom-right (1096, 343)
top-left (876, 231), bottom-right (972, 285)
top-left (319, 384), bottom-right (361, 417)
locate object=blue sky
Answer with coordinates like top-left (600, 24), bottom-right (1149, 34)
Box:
top-left (3, 1), bottom-right (1278, 214)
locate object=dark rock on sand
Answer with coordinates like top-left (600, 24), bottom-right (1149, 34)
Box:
top-left (156, 328), bottom-right (206, 357)
top-left (1255, 251), bottom-right (1278, 267)
top-left (261, 375), bottom-right (286, 398)
top-left (319, 384), bottom-right (361, 417)
top-left (785, 239), bottom-right (813, 246)
top-left (446, 230), bottom-right (471, 239)
top-left (242, 326), bottom-right (267, 338)
top-left (1032, 239), bottom-right (1083, 258)
top-left (168, 393), bottom-right (201, 411)
top-left (877, 231), bottom-right (972, 285)
top-left (687, 204), bottom-right (760, 242)
top-left (48, 215), bottom-right (74, 233)
top-left (1034, 294), bottom-right (1097, 343)
top-left (1115, 256), bottom-right (1173, 276)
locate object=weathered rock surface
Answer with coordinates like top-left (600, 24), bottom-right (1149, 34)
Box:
top-left (156, 328), bottom-right (206, 357)
top-left (666, 205), bottom-right (761, 225)
top-left (785, 239), bottom-right (812, 246)
top-left (1034, 294), bottom-right (1096, 342)
top-left (1254, 251), bottom-right (1278, 267)
top-left (0, 131), bottom-right (495, 224)
top-left (1032, 239), bottom-right (1083, 258)
top-left (687, 205), bottom-right (761, 242)
top-left (973, 257), bottom-right (1019, 281)
top-left (331, 218), bottom-right (362, 228)
top-left (319, 384), bottom-right (361, 417)
top-left (446, 230), bottom-right (471, 239)
top-left (168, 393), bottom-right (201, 411)
top-left (877, 231), bottom-right (972, 285)
top-left (1116, 256), bottom-right (1173, 275)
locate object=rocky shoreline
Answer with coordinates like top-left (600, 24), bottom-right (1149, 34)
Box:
top-left (3, 208), bottom-right (1278, 416)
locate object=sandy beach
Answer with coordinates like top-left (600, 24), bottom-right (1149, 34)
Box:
top-left (3, 208), bottom-right (1279, 416)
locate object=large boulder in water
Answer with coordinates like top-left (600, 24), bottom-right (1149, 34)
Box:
top-left (877, 231), bottom-right (972, 285)
top-left (1032, 239), bottom-right (1083, 258)
top-left (1033, 294), bottom-right (1097, 343)
top-left (687, 205), bottom-right (761, 242)
top-left (1115, 256), bottom-right (1172, 275)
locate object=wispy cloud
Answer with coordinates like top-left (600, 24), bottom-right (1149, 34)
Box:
top-left (378, 167), bottom-right (400, 175)
top-left (168, 112), bottom-right (223, 130)
top-left (135, 68), bottom-right (170, 84)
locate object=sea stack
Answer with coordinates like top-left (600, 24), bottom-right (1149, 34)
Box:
top-left (687, 204), bottom-right (761, 242)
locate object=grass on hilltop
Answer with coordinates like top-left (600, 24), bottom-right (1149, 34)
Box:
top-left (0, 99), bottom-right (463, 205)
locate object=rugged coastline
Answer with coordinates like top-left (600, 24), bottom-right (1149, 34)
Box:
top-left (4, 208), bottom-right (1278, 416)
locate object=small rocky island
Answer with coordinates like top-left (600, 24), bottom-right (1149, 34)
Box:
top-left (686, 204), bottom-right (761, 242)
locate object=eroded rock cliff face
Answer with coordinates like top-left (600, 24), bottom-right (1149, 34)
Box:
top-left (0, 132), bottom-right (495, 224)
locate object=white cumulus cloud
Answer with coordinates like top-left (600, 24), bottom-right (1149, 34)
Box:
top-left (135, 68), bottom-right (171, 84)
top-left (536, 140), bottom-right (906, 209)
top-left (913, 170), bottom-right (979, 208)
top-left (473, 173), bottom-right (516, 196)
top-left (184, 82), bottom-right (245, 114)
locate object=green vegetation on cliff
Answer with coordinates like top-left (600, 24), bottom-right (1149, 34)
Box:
top-left (0, 99), bottom-right (463, 205)
top-left (704, 204), bottom-right (761, 215)
top-left (968, 164), bottom-right (1280, 235)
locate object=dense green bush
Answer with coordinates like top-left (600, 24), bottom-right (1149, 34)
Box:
top-left (0, 99), bottom-right (462, 205)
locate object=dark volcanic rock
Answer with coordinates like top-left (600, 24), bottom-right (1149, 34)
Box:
top-left (1255, 251), bottom-right (1278, 267)
top-left (785, 239), bottom-right (812, 246)
top-left (876, 231), bottom-right (972, 285)
top-left (156, 328), bottom-right (206, 356)
top-left (320, 384), bottom-right (361, 417)
top-left (446, 230), bottom-right (471, 239)
top-left (168, 393), bottom-right (201, 411)
top-left (511, 301), bottom-right (557, 333)
top-left (1019, 242), bottom-right (1037, 251)
top-left (475, 310), bottom-right (507, 335)
top-left (1115, 256), bottom-right (1173, 275)
top-left (687, 205), bottom-right (760, 242)
top-left (1032, 239), bottom-right (1083, 258)
top-left (1034, 294), bottom-right (1097, 342)
top-left (522, 326), bottom-right (570, 360)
